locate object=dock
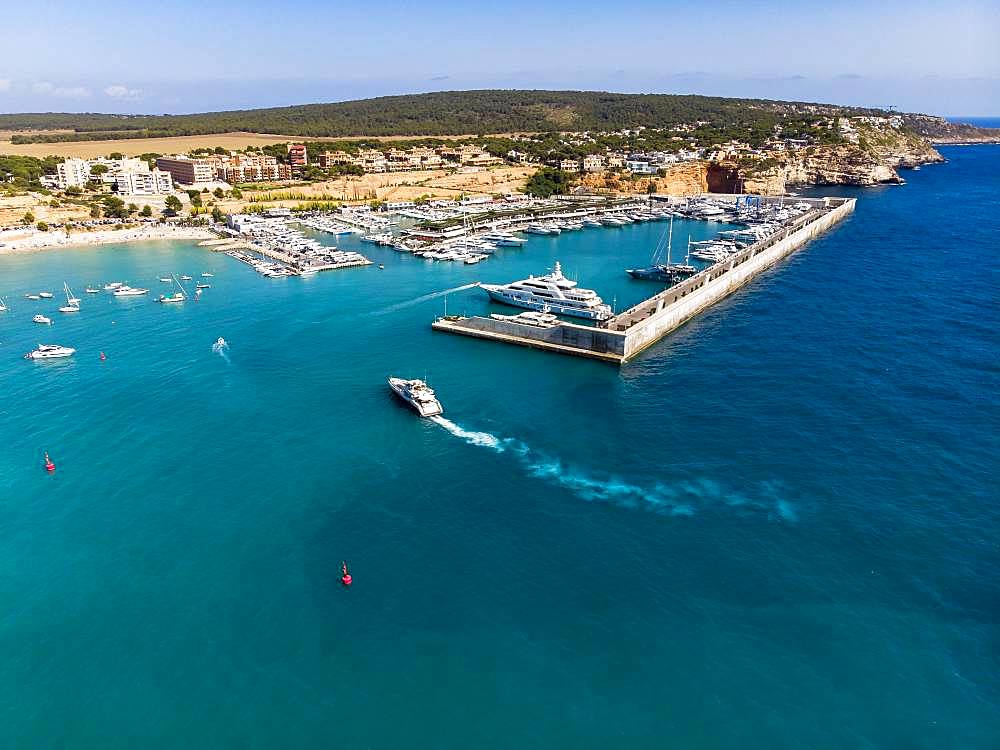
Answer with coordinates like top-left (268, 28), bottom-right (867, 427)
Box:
top-left (433, 195), bottom-right (856, 365)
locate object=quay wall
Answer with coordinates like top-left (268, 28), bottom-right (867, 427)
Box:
top-left (618, 197), bottom-right (855, 360)
top-left (447, 316), bottom-right (626, 358)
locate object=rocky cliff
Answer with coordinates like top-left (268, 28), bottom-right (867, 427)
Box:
top-left (579, 161), bottom-right (709, 196)
top-left (725, 125), bottom-right (945, 194)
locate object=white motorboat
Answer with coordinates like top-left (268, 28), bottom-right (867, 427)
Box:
top-left (180, 275), bottom-right (193, 281)
top-left (201, 272), bottom-right (214, 278)
top-left (157, 292), bottom-right (185, 304)
top-left (480, 261), bottom-right (613, 321)
top-left (104, 282), bottom-right (123, 290)
top-left (85, 287), bottom-right (100, 294)
top-left (32, 314), bottom-right (52, 325)
top-left (112, 285), bottom-right (149, 297)
top-left (489, 309), bottom-right (560, 328)
top-left (38, 292), bottom-right (54, 299)
top-left (195, 283), bottom-right (211, 289)
top-left (25, 294), bottom-right (40, 300)
top-left (159, 277), bottom-right (173, 283)
top-left (24, 343), bottom-right (75, 360)
top-left (388, 377), bottom-right (443, 417)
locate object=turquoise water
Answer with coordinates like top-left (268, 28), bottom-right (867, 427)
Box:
top-left (1, 147), bottom-right (997, 748)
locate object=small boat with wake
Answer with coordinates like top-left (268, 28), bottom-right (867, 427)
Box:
top-left (388, 377), bottom-right (443, 417)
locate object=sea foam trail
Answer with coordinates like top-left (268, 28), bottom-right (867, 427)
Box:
top-left (431, 417), bottom-right (797, 519)
top-left (429, 416), bottom-right (505, 451)
top-left (212, 339), bottom-right (230, 363)
top-left (371, 282), bottom-right (479, 316)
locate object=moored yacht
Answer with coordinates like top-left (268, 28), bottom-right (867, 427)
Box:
top-left (388, 377), bottom-right (443, 417)
top-left (32, 314), bottom-right (53, 325)
top-left (112, 285), bottom-right (150, 297)
top-left (24, 343), bottom-right (75, 360)
top-left (480, 261), bottom-right (612, 321)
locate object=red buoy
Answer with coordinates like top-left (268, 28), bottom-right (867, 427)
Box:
top-left (341, 561), bottom-right (352, 587)
top-left (44, 452), bottom-right (56, 472)
top-left (100, 352), bottom-right (107, 361)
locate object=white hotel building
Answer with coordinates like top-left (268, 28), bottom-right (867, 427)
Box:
top-left (113, 169), bottom-right (174, 196)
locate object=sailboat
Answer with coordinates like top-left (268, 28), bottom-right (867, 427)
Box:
top-left (59, 282), bottom-right (81, 313)
top-left (157, 274), bottom-right (188, 304)
top-left (0, 296), bottom-right (8, 312)
top-left (625, 217), bottom-right (697, 282)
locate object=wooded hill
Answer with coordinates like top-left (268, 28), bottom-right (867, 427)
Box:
top-left (2, 90), bottom-right (895, 143)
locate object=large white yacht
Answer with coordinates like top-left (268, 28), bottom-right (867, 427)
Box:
top-left (480, 262), bottom-right (612, 321)
top-left (24, 344), bottom-right (75, 360)
top-left (113, 285), bottom-right (149, 297)
top-left (388, 377), bottom-right (443, 417)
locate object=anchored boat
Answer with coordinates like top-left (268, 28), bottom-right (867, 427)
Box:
top-left (480, 261), bottom-right (612, 321)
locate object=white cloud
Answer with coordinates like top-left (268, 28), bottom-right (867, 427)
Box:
top-left (33, 81), bottom-right (91, 98)
top-left (104, 84), bottom-right (142, 100)
top-left (0, 78), bottom-right (11, 93)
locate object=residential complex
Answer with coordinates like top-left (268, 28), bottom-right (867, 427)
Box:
top-left (155, 156), bottom-right (216, 186)
top-left (51, 156), bottom-right (174, 195)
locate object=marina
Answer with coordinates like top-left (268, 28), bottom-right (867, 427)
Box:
top-left (432, 195), bottom-right (856, 363)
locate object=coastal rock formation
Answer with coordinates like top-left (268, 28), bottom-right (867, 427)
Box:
top-left (903, 114), bottom-right (1000, 144)
top-left (721, 128), bottom-right (945, 194)
top-left (579, 161), bottom-right (709, 196)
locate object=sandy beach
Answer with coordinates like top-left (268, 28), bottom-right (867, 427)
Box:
top-left (0, 224), bottom-right (215, 255)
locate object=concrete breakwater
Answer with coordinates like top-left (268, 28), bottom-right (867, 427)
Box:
top-left (433, 195), bottom-right (856, 364)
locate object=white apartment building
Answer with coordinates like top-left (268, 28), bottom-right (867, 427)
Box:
top-left (114, 168), bottom-right (174, 196)
top-left (56, 158), bottom-right (93, 189)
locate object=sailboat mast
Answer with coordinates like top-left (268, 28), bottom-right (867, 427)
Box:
top-left (666, 216), bottom-right (673, 266)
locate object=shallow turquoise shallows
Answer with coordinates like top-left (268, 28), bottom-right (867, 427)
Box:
top-left (1, 146), bottom-right (998, 748)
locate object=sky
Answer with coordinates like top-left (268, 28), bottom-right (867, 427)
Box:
top-left (1, 0), bottom-right (998, 116)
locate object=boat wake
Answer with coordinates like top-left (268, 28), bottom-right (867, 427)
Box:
top-left (429, 416), bottom-right (505, 451)
top-left (371, 282), bottom-right (479, 316)
top-left (430, 417), bottom-right (797, 519)
top-left (212, 337), bottom-right (230, 362)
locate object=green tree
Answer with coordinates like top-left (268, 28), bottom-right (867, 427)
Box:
top-left (140, 204), bottom-right (153, 217)
top-left (186, 190), bottom-right (202, 207)
top-left (90, 164), bottom-right (109, 177)
top-left (65, 185), bottom-right (83, 196)
top-left (230, 188), bottom-right (242, 199)
top-left (36, 221), bottom-right (49, 231)
top-left (21, 211), bottom-right (35, 225)
top-left (213, 187), bottom-right (224, 198)
top-left (108, 152), bottom-right (123, 160)
top-left (127, 203), bottom-right (138, 214)
top-left (164, 195), bottom-right (183, 214)
top-left (211, 206), bottom-right (224, 223)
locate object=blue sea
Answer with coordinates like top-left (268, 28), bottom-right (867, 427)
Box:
top-left (1, 146), bottom-right (997, 748)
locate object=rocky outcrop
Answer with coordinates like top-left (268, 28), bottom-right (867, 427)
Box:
top-left (718, 127), bottom-right (945, 194)
top-left (902, 114), bottom-right (1000, 144)
top-left (578, 161), bottom-right (708, 196)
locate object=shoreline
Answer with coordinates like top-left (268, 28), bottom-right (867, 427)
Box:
top-left (0, 225), bottom-right (216, 256)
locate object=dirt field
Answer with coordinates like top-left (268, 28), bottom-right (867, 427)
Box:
top-left (231, 165), bottom-right (537, 210)
top-left (0, 131), bottom-right (536, 159)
